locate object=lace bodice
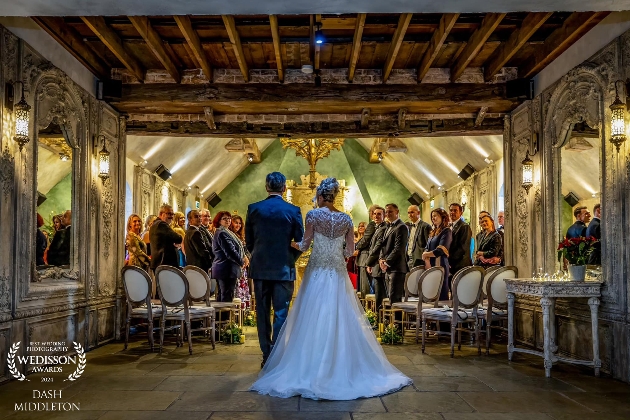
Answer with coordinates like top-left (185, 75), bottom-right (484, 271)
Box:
top-left (296, 208), bottom-right (355, 269)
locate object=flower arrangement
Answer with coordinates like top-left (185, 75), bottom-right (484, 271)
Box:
top-left (220, 323), bottom-right (244, 344)
top-left (364, 309), bottom-right (377, 327)
top-left (243, 311), bottom-right (257, 327)
top-left (557, 236), bottom-right (598, 265)
top-left (380, 324), bottom-right (403, 345)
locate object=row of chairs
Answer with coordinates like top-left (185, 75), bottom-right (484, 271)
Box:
top-left (390, 265), bottom-right (517, 357)
top-left (122, 265), bottom-right (237, 354)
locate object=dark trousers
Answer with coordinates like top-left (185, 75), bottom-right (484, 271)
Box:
top-left (358, 266), bottom-right (371, 297)
top-left (373, 276), bottom-right (386, 313)
top-left (254, 280), bottom-right (294, 359)
top-left (217, 277), bottom-right (237, 321)
top-left (385, 271), bottom-right (406, 321)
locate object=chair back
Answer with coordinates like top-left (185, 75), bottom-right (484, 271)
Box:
top-left (418, 266), bottom-right (444, 305)
top-left (183, 266), bottom-right (211, 304)
top-left (482, 266), bottom-right (502, 298)
top-left (121, 266), bottom-right (152, 304)
top-left (155, 266), bottom-right (188, 306)
top-left (403, 266), bottom-right (424, 300)
top-left (487, 266), bottom-right (518, 308)
top-left (452, 266), bottom-right (485, 309)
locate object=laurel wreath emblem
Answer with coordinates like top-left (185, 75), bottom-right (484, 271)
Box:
top-left (8, 342), bottom-right (29, 381)
top-left (64, 342), bottom-right (86, 381)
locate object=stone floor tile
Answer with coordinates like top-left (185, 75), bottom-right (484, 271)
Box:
top-left (353, 414), bottom-right (443, 420)
top-left (560, 392), bottom-right (630, 413)
top-left (146, 363), bottom-right (230, 375)
top-left (474, 375), bottom-right (584, 392)
top-left (299, 397), bottom-right (385, 412)
top-left (82, 363), bottom-right (163, 377)
top-left (396, 364), bottom-right (446, 377)
top-left (554, 375), bottom-right (630, 393)
top-left (155, 374), bottom-right (258, 392)
top-left (386, 355), bottom-right (413, 365)
top-left (167, 391), bottom-right (298, 411)
top-left (7, 411), bottom-right (107, 420)
top-left (547, 413), bottom-right (630, 420)
top-left (210, 413), bottom-right (351, 420)
top-left (63, 375), bottom-right (168, 392)
top-left (381, 391), bottom-right (473, 412)
top-left (67, 390), bottom-right (181, 411)
top-left (226, 363), bottom-right (264, 373)
top-left (99, 412), bottom-right (211, 420)
top-left (411, 376), bottom-right (492, 392)
top-left (441, 414), bottom-right (553, 420)
top-left (457, 391), bottom-right (587, 413)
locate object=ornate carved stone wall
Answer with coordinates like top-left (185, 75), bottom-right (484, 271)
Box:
top-left (506, 32), bottom-right (630, 382)
top-left (0, 25), bottom-right (125, 383)
top-left (132, 166), bottom-right (185, 220)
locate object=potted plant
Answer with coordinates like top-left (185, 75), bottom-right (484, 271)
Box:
top-left (220, 322), bottom-right (244, 344)
top-left (557, 236), bottom-right (598, 281)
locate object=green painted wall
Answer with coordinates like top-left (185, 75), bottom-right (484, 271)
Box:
top-left (561, 200), bottom-right (574, 239)
top-left (215, 139), bottom-right (411, 225)
top-left (37, 172), bottom-right (72, 232)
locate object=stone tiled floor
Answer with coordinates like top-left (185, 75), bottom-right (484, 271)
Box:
top-left (2, 326), bottom-right (630, 419)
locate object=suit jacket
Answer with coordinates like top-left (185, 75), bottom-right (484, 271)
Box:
top-left (366, 222), bottom-right (387, 277)
top-left (184, 226), bottom-right (213, 272)
top-left (355, 220), bottom-right (376, 267)
top-left (379, 219), bottom-right (410, 273)
top-left (199, 225), bottom-right (215, 264)
top-left (567, 221), bottom-right (587, 239)
top-left (212, 227), bottom-right (244, 279)
top-left (246, 195), bottom-right (304, 281)
top-left (448, 219), bottom-right (472, 275)
top-left (48, 226), bottom-right (71, 266)
top-left (149, 219), bottom-right (183, 270)
top-left (407, 219), bottom-right (431, 268)
top-left (586, 217), bottom-right (601, 264)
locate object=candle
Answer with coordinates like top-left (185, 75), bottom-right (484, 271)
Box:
top-left (377, 337), bottom-right (382, 343)
top-left (240, 334), bottom-right (246, 344)
top-left (379, 323), bottom-right (384, 334)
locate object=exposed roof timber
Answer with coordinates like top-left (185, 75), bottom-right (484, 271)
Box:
top-left (268, 15), bottom-right (284, 83)
top-left (382, 13), bottom-right (413, 83)
top-left (32, 16), bottom-right (110, 79)
top-left (174, 15), bottom-right (213, 81)
top-left (80, 16), bottom-right (145, 81)
top-left (519, 11), bottom-right (610, 79)
top-left (129, 16), bottom-right (181, 83)
top-left (222, 15), bottom-right (249, 81)
top-left (417, 13), bottom-right (459, 82)
top-left (451, 13), bottom-right (506, 82)
top-left (348, 13), bottom-right (366, 82)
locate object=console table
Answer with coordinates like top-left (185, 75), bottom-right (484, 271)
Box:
top-left (505, 279), bottom-right (603, 377)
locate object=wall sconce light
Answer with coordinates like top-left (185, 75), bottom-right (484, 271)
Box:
top-left (521, 133), bottom-right (539, 194)
top-left (609, 80), bottom-right (626, 153)
top-left (377, 152), bottom-right (384, 162)
top-left (461, 190), bottom-right (468, 211)
top-left (97, 135), bottom-right (110, 181)
top-left (59, 153), bottom-right (70, 161)
top-left (314, 23), bottom-right (324, 44)
top-left (247, 153), bottom-right (254, 163)
top-left (430, 197), bottom-right (435, 209)
top-left (7, 81), bottom-right (32, 151)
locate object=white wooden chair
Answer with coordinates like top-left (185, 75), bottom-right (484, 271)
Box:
top-left (421, 266), bottom-right (485, 357)
top-left (183, 266), bottom-right (217, 347)
top-left (481, 266), bottom-right (518, 354)
top-left (155, 266), bottom-right (216, 354)
top-left (481, 266), bottom-right (502, 300)
top-left (392, 266), bottom-right (444, 343)
top-left (122, 266), bottom-right (162, 351)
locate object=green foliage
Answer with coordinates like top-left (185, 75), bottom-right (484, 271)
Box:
top-left (364, 309), bottom-right (377, 327)
top-left (220, 323), bottom-right (243, 344)
top-left (381, 324), bottom-right (403, 345)
top-left (243, 311), bottom-right (257, 327)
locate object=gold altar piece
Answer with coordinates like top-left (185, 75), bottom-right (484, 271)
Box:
top-left (280, 138), bottom-right (344, 189)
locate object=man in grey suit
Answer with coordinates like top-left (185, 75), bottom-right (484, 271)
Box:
top-left (355, 204), bottom-right (380, 298)
top-left (406, 205), bottom-right (431, 270)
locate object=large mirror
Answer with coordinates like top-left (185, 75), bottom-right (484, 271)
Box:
top-left (35, 122), bottom-right (73, 268)
top-left (559, 121), bottom-right (602, 266)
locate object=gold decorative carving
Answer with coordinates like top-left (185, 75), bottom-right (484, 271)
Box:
top-left (280, 138), bottom-right (344, 189)
top-left (39, 137), bottom-right (72, 160)
top-left (283, 172), bottom-right (351, 220)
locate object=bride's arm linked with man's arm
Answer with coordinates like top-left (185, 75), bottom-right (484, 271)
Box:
top-left (291, 211), bottom-right (314, 252)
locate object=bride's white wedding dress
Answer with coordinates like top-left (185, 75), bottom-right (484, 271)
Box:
top-left (250, 207), bottom-right (412, 400)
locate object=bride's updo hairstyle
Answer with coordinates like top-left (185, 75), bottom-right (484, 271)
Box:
top-left (316, 178), bottom-right (340, 203)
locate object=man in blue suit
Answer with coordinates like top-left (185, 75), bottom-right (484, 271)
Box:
top-left (246, 172), bottom-right (304, 368)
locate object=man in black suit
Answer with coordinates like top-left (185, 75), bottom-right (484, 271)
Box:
top-left (48, 210), bottom-right (72, 266)
top-left (184, 210), bottom-right (213, 272)
top-left (448, 203), bottom-right (472, 281)
top-left (365, 206), bottom-right (387, 311)
top-left (586, 203), bottom-right (601, 264)
top-left (149, 205), bottom-right (183, 270)
top-left (355, 204), bottom-right (380, 298)
top-left (566, 206), bottom-right (590, 239)
top-left (199, 209), bottom-right (215, 264)
top-left (379, 204), bottom-right (409, 307)
top-left (406, 205), bottom-right (431, 270)
top-left (246, 172), bottom-right (304, 368)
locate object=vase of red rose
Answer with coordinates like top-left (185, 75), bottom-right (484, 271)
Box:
top-left (557, 236), bottom-right (598, 281)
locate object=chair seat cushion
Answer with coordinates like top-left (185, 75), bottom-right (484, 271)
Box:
top-left (392, 302), bottom-right (435, 312)
top-left (189, 305), bottom-right (215, 316)
top-left (421, 307), bottom-right (477, 322)
top-left (478, 307), bottom-right (508, 320)
top-left (365, 294), bottom-right (376, 300)
top-left (131, 306), bottom-right (162, 316)
top-left (210, 302), bottom-right (235, 309)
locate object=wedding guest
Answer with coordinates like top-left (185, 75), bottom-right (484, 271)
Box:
top-left (422, 208), bottom-right (452, 301)
top-left (448, 203), bottom-right (472, 281)
top-left (199, 209), bottom-right (215, 264)
top-left (497, 211), bottom-right (505, 233)
top-left (356, 205), bottom-right (380, 298)
top-left (126, 213), bottom-right (150, 271)
top-left (566, 206), bottom-right (590, 239)
top-left (586, 203), bottom-right (601, 264)
top-left (356, 222), bottom-right (366, 241)
top-left (52, 214), bottom-right (64, 233)
top-left (230, 214), bottom-right (252, 307)
top-left (141, 214), bottom-right (157, 256)
top-left (365, 206), bottom-right (387, 311)
top-left (474, 215), bottom-right (502, 268)
top-left (184, 210), bottom-right (212, 272)
top-left (48, 210), bottom-right (72, 266)
top-left (212, 211), bottom-right (248, 303)
top-left (406, 205), bottom-right (431, 270)
top-left (378, 203), bottom-right (409, 309)
top-left (36, 213), bottom-right (47, 266)
top-left (149, 205), bottom-right (182, 270)
top-left (171, 211), bottom-right (187, 267)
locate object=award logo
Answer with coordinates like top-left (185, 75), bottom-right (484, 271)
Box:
top-left (7, 341), bottom-right (86, 411)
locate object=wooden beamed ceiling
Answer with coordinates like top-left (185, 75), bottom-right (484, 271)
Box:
top-left (34, 12), bottom-right (610, 137)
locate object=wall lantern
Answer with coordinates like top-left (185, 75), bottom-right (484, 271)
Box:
top-left (97, 135), bottom-right (110, 181)
top-left (8, 81), bottom-right (32, 151)
top-left (609, 80), bottom-right (626, 153)
top-left (521, 133), bottom-right (539, 194)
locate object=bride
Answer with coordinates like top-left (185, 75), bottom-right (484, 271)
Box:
top-left (250, 178), bottom-right (411, 400)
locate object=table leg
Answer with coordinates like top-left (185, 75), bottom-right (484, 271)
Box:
top-left (588, 297), bottom-right (601, 377)
top-left (549, 297), bottom-right (558, 353)
top-left (507, 292), bottom-right (515, 361)
top-left (541, 297), bottom-right (554, 378)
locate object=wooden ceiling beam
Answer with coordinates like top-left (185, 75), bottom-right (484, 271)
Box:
top-left (383, 13), bottom-right (413, 83)
top-left (174, 15), bottom-right (213, 81)
top-left (451, 13), bottom-right (506, 82)
top-left (126, 117), bottom-right (505, 138)
top-left (484, 12), bottom-right (552, 81)
top-left (129, 16), bottom-right (180, 83)
top-left (32, 17), bottom-right (110, 79)
top-left (348, 13), bottom-right (367, 82)
top-left (81, 16), bottom-right (145, 82)
top-left (222, 15), bottom-right (249, 82)
top-left (269, 15), bottom-right (284, 83)
top-left (417, 13), bottom-right (459, 82)
top-left (519, 12), bottom-right (609, 79)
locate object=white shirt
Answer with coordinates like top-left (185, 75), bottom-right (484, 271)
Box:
top-left (408, 221), bottom-right (418, 256)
